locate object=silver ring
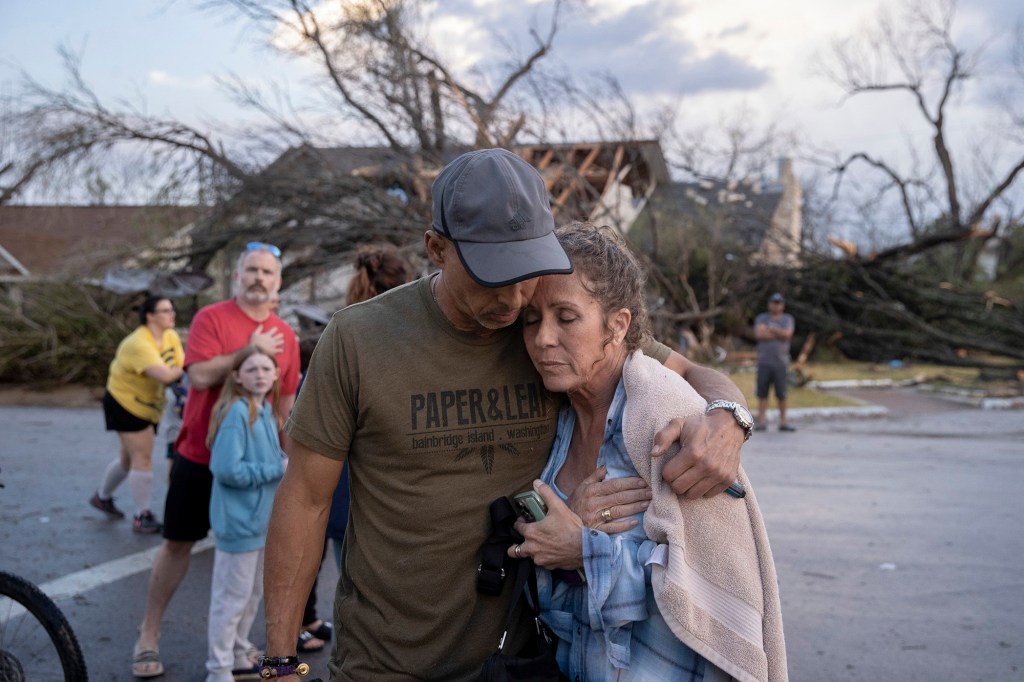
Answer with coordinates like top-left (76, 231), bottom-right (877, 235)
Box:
top-left (601, 508), bottom-right (613, 523)
top-left (514, 543), bottom-right (523, 558)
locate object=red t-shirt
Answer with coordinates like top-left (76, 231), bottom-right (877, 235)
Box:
top-left (174, 299), bottom-right (300, 465)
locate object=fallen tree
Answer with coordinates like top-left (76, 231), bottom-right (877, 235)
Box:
top-left (747, 257), bottom-right (1024, 368)
top-left (0, 281), bottom-right (141, 386)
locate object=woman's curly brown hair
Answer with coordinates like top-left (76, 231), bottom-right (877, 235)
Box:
top-left (554, 221), bottom-right (651, 351)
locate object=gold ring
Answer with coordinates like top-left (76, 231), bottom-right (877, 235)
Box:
top-left (514, 543), bottom-right (523, 558)
top-left (601, 508), bottom-right (613, 523)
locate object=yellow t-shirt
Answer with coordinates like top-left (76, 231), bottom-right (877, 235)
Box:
top-left (106, 326), bottom-right (184, 423)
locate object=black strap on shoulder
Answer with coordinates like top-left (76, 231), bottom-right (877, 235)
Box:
top-left (492, 554), bottom-right (531, 652)
top-left (477, 496), bottom-right (522, 595)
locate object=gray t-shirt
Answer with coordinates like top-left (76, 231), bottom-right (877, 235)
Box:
top-left (754, 312), bottom-right (795, 365)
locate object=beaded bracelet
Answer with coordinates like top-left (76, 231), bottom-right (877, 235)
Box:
top-left (256, 656), bottom-right (310, 678)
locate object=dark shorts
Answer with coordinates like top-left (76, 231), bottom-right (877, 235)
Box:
top-left (162, 452), bottom-right (213, 542)
top-left (756, 363), bottom-right (789, 400)
top-left (103, 391), bottom-right (158, 434)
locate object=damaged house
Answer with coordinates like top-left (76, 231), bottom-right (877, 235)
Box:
top-left (153, 141), bottom-right (802, 332)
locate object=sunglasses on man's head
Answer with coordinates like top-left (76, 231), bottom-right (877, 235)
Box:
top-left (246, 241), bottom-right (282, 258)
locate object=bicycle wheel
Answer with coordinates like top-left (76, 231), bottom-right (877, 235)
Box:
top-left (0, 571), bottom-right (87, 681)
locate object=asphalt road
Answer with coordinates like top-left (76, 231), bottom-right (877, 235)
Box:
top-left (0, 388), bottom-right (1021, 681)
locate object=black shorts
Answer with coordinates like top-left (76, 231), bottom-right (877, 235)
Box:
top-left (162, 452), bottom-right (213, 542)
top-left (103, 391), bottom-right (158, 434)
top-left (756, 363), bottom-right (789, 400)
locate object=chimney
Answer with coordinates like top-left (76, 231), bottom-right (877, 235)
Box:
top-left (777, 157), bottom-right (793, 183)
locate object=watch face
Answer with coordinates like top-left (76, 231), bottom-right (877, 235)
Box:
top-left (734, 404), bottom-right (754, 428)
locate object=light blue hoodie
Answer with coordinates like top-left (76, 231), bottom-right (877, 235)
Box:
top-left (209, 399), bottom-right (285, 553)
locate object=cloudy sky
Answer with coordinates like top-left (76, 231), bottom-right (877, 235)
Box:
top-left (1, 0), bottom-right (1022, 204)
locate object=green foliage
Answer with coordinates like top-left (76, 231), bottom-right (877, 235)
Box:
top-left (0, 282), bottom-right (136, 386)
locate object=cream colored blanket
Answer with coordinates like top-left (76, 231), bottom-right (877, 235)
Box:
top-left (622, 351), bottom-right (788, 682)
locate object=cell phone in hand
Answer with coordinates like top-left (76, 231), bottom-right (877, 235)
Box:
top-left (511, 490), bottom-right (547, 522)
top-left (510, 490), bottom-right (586, 583)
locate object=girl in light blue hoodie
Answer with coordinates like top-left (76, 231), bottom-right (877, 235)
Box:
top-left (204, 346), bottom-right (285, 682)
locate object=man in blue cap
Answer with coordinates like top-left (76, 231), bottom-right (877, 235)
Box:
top-left (261, 148), bottom-right (751, 680)
top-left (754, 292), bottom-right (796, 431)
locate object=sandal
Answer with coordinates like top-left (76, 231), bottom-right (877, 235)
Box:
top-left (132, 643), bottom-right (164, 679)
top-left (303, 620), bottom-right (333, 642)
top-left (297, 629), bottom-right (325, 653)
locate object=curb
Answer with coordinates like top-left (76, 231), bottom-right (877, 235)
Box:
top-left (807, 378), bottom-right (913, 389)
top-left (762, 404), bottom-right (889, 424)
top-left (980, 397), bottom-right (1024, 410)
top-left (809, 379), bottom-right (1023, 411)
top-left (915, 385), bottom-right (1024, 410)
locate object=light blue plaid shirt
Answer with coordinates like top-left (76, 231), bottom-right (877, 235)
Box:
top-left (536, 380), bottom-right (706, 681)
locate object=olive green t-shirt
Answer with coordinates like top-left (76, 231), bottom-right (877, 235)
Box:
top-left (285, 276), bottom-right (671, 681)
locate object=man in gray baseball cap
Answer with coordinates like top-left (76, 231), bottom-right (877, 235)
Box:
top-left (263, 147), bottom-right (749, 681)
top-left (431, 147), bottom-right (573, 286)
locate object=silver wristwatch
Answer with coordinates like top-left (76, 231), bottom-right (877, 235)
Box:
top-left (704, 400), bottom-right (754, 441)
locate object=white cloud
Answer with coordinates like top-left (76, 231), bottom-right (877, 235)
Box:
top-left (428, 14), bottom-right (490, 74)
top-left (586, 0), bottom-right (653, 23)
top-left (671, 0), bottom-right (882, 73)
top-left (146, 70), bottom-right (214, 91)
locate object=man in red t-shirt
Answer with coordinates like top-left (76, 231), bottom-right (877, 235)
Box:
top-left (131, 244), bottom-right (299, 679)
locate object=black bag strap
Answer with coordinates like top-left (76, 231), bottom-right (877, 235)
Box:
top-left (493, 556), bottom-right (539, 654)
top-left (477, 496), bottom-right (522, 595)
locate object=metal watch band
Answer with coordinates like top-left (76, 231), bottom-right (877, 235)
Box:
top-left (704, 399), bottom-right (753, 441)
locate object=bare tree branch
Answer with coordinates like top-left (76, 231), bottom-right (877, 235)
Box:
top-left (287, 0), bottom-right (405, 151)
top-left (833, 152), bottom-right (927, 237)
top-left (820, 0), bottom-right (1022, 275)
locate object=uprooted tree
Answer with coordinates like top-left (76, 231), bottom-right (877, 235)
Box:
top-left (752, 256), bottom-right (1024, 367)
top-left (792, 0), bottom-right (1024, 367)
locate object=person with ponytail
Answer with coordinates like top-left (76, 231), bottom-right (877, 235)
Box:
top-left (90, 296), bottom-right (184, 534)
top-left (346, 243), bottom-right (415, 304)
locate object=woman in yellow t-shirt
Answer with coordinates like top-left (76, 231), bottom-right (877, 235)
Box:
top-left (89, 296), bottom-right (184, 534)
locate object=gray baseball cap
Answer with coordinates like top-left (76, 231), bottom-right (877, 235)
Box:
top-left (431, 148), bottom-right (572, 287)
